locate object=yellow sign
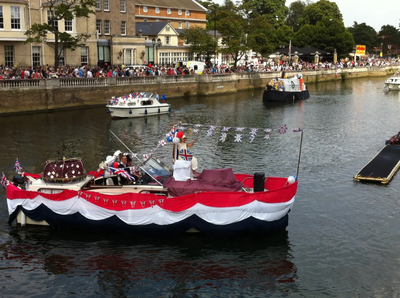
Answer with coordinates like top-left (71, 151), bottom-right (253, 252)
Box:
top-left (356, 45), bottom-right (366, 55)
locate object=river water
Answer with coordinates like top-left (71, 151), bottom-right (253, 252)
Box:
top-left (1, 77), bottom-right (400, 297)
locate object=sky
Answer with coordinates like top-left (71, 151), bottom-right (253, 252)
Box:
top-left (211, 0), bottom-right (399, 32)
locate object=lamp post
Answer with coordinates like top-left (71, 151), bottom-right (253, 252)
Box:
top-left (381, 43), bottom-right (383, 57)
top-left (152, 38), bottom-right (162, 65)
top-left (388, 44), bottom-right (392, 58)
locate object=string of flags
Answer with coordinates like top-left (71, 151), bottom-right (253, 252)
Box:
top-left (111, 123), bottom-right (302, 163)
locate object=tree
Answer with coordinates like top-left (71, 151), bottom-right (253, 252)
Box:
top-left (246, 15), bottom-right (278, 56)
top-left (25, 0), bottom-right (96, 69)
top-left (242, 0), bottom-right (288, 26)
top-left (348, 22), bottom-right (378, 55)
top-left (183, 27), bottom-right (215, 61)
top-left (217, 9), bottom-right (250, 66)
top-left (298, 0), bottom-right (343, 27)
top-left (286, 1), bottom-right (308, 32)
top-left (378, 25), bottom-right (400, 55)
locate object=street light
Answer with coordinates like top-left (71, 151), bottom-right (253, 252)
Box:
top-left (210, 5), bottom-right (217, 66)
top-left (388, 44), bottom-right (392, 57)
top-left (152, 38), bottom-right (162, 65)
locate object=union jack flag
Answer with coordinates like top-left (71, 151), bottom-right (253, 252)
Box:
top-left (236, 127), bottom-right (244, 132)
top-left (205, 130), bottom-right (214, 137)
top-left (158, 139), bottom-right (166, 147)
top-left (194, 124), bottom-right (203, 127)
top-left (219, 133), bottom-right (227, 142)
top-left (1, 172), bottom-right (9, 188)
top-left (293, 128), bottom-right (303, 132)
top-left (234, 134), bottom-right (243, 143)
top-left (264, 128), bottom-right (272, 132)
top-left (179, 149), bottom-right (193, 161)
top-left (14, 158), bottom-right (23, 172)
top-left (221, 127), bottom-right (231, 132)
top-left (278, 125), bottom-right (288, 134)
top-left (264, 134), bottom-right (271, 140)
top-left (208, 126), bottom-right (216, 131)
top-left (192, 129), bottom-right (199, 134)
top-left (143, 154), bottom-right (149, 161)
top-left (109, 167), bottom-right (135, 181)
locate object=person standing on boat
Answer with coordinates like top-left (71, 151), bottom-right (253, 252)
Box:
top-left (174, 131), bottom-right (199, 176)
top-left (154, 92), bottom-right (160, 101)
top-left (118, 155), bottom-right (134, 184)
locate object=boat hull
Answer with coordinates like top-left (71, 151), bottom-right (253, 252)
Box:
top-left (263, 89), bottom-right (310, 102)
top-left (384, 83), bottom-right (400, 91)
top-left (6, 177), bottom-right (297, 237)
top-left (107, 104), bottom-right (171, 118)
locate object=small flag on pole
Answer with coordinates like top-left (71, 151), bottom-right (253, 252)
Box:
top-left (14, 158), bottom-right (22, 172)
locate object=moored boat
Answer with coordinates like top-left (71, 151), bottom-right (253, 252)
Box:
top-left (263, 73), bottom-right (310, 102)
top-left (5, 153), bottom-right (298, 237)
top-left (106, 92), bottom-right (171, 118)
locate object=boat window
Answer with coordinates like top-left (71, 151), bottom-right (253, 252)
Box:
top-left (141, 157), bottom-right (172, 182)
top-left (38, 189), bottom-right (64, 194)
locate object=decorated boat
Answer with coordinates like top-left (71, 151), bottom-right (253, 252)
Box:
top-left (384, 71), bottom-right (400, 91)
top-left (106, 92), bottom-right (171, 118)
top-left (263, 73), bottom-right (310, 102)
top-left (3, 126), bottom-right (301, 237)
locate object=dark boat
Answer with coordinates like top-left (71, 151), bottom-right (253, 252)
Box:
top-left (263, 73), bottom-right (310, 102)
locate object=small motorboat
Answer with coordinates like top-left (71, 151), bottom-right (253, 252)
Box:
top-left (263, 73), bottom-right (310, 102)
top-left (106, 92), bottom-right (171, 118)
top-left (384, 71), bottom-right (400, 91)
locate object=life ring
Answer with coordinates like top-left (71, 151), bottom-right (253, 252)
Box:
top-left (291, 81), bottom-right (295, 89)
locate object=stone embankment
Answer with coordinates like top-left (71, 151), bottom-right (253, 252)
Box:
top-left (0, 66), bottom-right (396, 115)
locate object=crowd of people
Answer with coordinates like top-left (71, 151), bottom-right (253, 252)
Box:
top-left (0, 57), bottom-right (399, 80)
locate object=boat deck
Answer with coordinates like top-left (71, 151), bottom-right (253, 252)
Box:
top-left (354, 145), bottom-right (400, 184)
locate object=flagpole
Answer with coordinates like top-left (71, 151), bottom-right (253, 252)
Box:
top-left (296, 130), bottom-right (303, 179)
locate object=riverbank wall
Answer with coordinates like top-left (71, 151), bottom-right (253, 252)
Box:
top-left (0, 66), bottom-right (397, 115)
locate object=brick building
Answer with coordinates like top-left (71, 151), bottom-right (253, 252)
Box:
top-left (0, 0), bottom-right (98, 67)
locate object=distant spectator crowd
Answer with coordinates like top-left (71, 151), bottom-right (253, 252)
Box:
top-left (0, 57), bottom-right (399, 80)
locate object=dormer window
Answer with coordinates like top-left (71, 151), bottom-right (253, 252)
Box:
top-left (143, 6), bottom-right (148, 12)
top-left (186, 10), bottom-right (190, 16)
top-left (167, 8), bottom-right (171, 14)
top-left (155, 7), bottom-right (160, 13)
top-left (178, 9), bottom-right (182, 15)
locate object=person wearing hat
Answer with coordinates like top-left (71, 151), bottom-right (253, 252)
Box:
top-left (174, 131), bottom-right (199, 176)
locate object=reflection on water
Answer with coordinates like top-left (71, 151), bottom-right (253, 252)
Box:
top-left (3, 228), bottom-right (296, 297)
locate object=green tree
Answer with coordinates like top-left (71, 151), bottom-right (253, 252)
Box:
top-left (25, 0), bottom-right (96, 69)
top-left (286, 1), bottom-right (308, 32)
top-left (348, 22), bottom-right (378, 54)
top-left (246, 15), bottom-right (277, 56)
top-left (242, 0), bottom-right (288, 26)
top-left (183, 26), bottom-right (215, 61)
top-left (378, 25), bottom-right (400, 55)
top-left (217, 9), bottom-right (250, 66)
top-left (299, 0), bottom-right (343, 26)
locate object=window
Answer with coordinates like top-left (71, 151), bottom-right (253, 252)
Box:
top-left (143, 6), bottom-right (147, 12)
top-left (0, 6), bottom-right (3, 29)
top-left (65, 19), bottom-right (72, 32)
top-left (186, 21), bottom-right (190, 29)
top-left (156, 19), bottom-right (159, 22)
top-left (121, 21), bottom-right (126, 35)
top-left (11, 7), bottom-right (21, 29)
top-left (186, 10), bottom-right (190, 16)
top-left (155, 7), bottom-right (160, 13)
top-left (120, 0), bottom-right (126, 12)
top-left (95, 0), bottom-right (101, 11)
top-left (48, 10), bottom-right (58, 30)
top-left (5, 46), bottom-right (14, 67)
top-left (96, 19), bottom-right (101, 34)
top-left (166, 27), bottom-right (170, 32)
top-left (104, 0), bottom-right (109, 11)
top-left (32, 46), bottom-right (41, 67)
top-left (81, 46), bottom-right (88, 64)
top-left (165, 36), bottom-right (170, 45)
top-left (104, 20), bottom-right (110, 35)
top-left (167, 8), bottom-right (171, 14)
top-left (178, 21), bottom-right (182, 29)
top-left (178, 9), bottom-right (182, 15)
top-left (125, 49), bottom-right (136, 65)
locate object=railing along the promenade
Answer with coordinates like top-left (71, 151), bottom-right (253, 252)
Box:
top-left (59, 77), bottom-right (108, 86)
top-left (0, 79), bottom-right (42, 88)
